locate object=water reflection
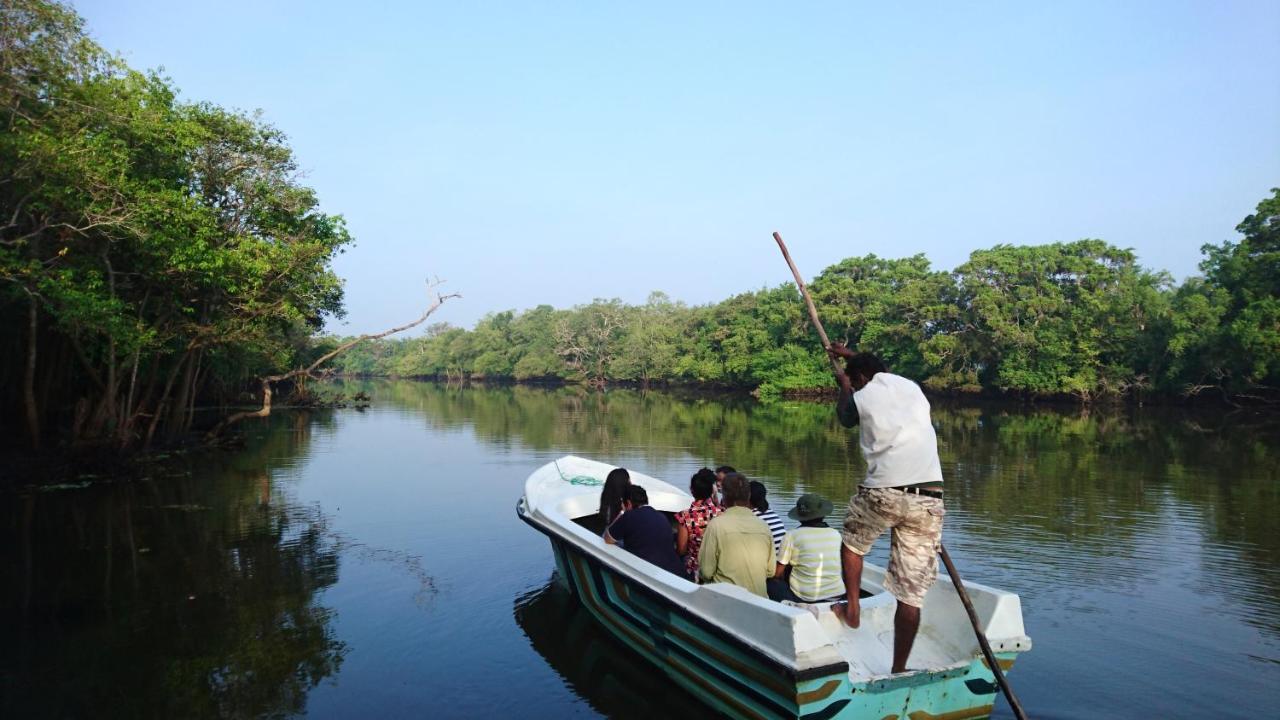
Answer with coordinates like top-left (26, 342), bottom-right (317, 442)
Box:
top-left (4, 381), bottom-right (1278, 719)
top-left (349, 379), bottom-right (1280, 717)
top-left (514, 577), bottom-right (704, 719)
top-left (0, 413), bottom-right (347, 718)
top-left (342, 378), bottom-right (1280, 636)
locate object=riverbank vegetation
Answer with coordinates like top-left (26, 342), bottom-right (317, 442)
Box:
top-left (329, 190), bottom-right (1278, 404)
top-left (1, 0), bottom-right (355, 450)
top-left (2, 0), bottom-right (1275, 456)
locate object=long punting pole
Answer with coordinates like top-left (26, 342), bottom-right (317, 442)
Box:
top-left (939, 545), bottom-right (1030, 720)
top-left (771, 232), bottom-right (842, 375)
top-left (771, 231), bottom-right (1030, 720)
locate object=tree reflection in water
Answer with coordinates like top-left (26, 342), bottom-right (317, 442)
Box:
top-left (346, 378), bottom-right (1278, 639)
top-left (4, 381), bottom-right (1276, 718)
top-left (1, 413), bottom-right (347, 718)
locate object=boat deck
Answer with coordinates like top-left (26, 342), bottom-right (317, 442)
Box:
top-left (791, 594), bottom-right (974, 679)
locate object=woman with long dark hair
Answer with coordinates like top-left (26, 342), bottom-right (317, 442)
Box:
top-left (598, 467), bottom-right (631, 529)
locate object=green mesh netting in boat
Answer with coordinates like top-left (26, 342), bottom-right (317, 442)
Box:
top-left (554, 460), bottom-right (602, 486)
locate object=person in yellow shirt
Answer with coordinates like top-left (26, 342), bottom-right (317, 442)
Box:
top-left (698, 473), bottom-right (776, 597)
top-left (768, 494), bottom-right (846, 603)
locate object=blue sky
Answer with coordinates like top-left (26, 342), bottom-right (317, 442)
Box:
top-left (77, 1), bottom-right (1280, 333)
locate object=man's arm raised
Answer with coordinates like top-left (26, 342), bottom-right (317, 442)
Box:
top-left (828, 344), bottom-right (859, 428)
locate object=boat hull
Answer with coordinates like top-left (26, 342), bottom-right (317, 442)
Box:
top-left (524, 514), bottom-right (1017, 720)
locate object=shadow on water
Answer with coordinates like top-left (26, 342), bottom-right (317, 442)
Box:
top-left (513, 577), bottom-right (706, 719)
top-left (0, 412), bottom-right (348, 719)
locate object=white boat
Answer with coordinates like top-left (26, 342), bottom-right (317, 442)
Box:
top-left (517, 455), bottom-right (1032, 720)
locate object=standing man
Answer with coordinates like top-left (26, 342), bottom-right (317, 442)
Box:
top-left (827, 345), bottom-right (944, 674)
top-left (699, 473), bottom-right (777, 597)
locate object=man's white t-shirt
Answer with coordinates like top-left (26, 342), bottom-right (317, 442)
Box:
top-left (851, 373), bottom-right (943, 488)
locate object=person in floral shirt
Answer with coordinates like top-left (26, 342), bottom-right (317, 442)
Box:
top-left (676, 468), bottom-right (723, 580)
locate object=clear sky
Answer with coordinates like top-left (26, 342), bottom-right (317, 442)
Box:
top-left (76, 1), bottom-right (1280, 333)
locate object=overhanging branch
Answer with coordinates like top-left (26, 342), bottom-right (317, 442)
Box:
top-left (205, 281), bottom-right (459, 439)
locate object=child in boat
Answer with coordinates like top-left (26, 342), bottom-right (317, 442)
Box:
top-left (768, 494), bottom-right (846, 604)
top-left (598, 468), bottom-right (631, 532)
top-left (749, 481), bottom-right (786, 555)
top-left (676, 468), bottom-right (722, 579)
top-left (604, 485), bottom-right (686, 578)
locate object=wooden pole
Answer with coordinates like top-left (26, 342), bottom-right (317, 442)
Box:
top-left (772, 232), bottom-right (841, 375)
top-left (940, 546), bottom-right (1030, 720)
top-left (771, 230), bottom-right (1029, 720)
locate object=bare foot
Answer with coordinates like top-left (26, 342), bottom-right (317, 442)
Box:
top-left (831, 600), bottom-right (860, 628)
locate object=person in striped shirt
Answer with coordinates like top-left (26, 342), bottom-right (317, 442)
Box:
top-left (748, 481), bottom-right (786, 554)
top-left (768, 494), bottom-right (846, 603)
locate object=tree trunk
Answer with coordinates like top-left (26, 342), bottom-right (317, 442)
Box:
top-left (119, 346), bottom-right (141, 447)
top-left (167, 346), bottom-right (199, 440)
top-left (118, 352), bottom-right (157, 449)
top-left (23, 291), bottom-right (40, 450)
top-left (118, 293), bottom-right (150, 444)
top-left (182, 349), bottom-right (204, 434)
top-left (104, 254), bottom-right (119, 432)
top-left (144, 350), bottom-right (190, 450)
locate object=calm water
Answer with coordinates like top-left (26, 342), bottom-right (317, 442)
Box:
top-left (3, 381), bottom-right (1278, 719)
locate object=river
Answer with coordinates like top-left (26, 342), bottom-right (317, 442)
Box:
top-left (2, 380), bottom-right (1278, 718)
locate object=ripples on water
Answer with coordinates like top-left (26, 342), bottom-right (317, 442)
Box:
top-left (2, 381), bottom-right (1277, 719)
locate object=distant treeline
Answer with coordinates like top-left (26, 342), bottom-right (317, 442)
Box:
top-left (328, 190), bottom-right (1279, 403)
top-left (1, 0), bottom-right (347, 449)
top-left (2, 0), bottom-right (1276, 457)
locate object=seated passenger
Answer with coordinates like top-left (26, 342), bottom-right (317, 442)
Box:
top-left (713, 465), bottom-right (735, 506)
top-left (604, 486), bottom-right (687, 578)
top-left (598, 467), bottom-right (631, 531)
top-left (749, 480), bottom-right (786, 555)
top-left (698, 473), bottom-right (777, 597)
top-left (676, 468), bottom-right (722, 579)
top-left (768, 494), bottom-right (846, 603)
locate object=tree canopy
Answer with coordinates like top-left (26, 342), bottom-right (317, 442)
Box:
top-left (1, 0), bottom-right (352, 448)
top-left (329, 190), bottom-right (1279, 404)
top-left (3, 0), bottom-right (1275, 455)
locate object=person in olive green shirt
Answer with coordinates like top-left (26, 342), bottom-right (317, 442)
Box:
top-left (698, 473), bottom-right (777, 597)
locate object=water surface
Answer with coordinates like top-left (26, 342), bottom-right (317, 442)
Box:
top-left (3, 381), bottom-right (1278, 718)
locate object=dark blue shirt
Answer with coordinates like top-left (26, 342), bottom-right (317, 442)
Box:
top-left (608, 506), bottom-right (686, 578)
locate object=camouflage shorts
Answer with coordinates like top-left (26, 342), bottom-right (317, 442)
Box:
top-left (841, 486), bottom-right (944, 608)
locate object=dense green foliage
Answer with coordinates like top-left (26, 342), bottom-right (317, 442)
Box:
top-left (2, 0), bottom-right (1274, 455)
top-left (1, 0), bottom-right (350, 448)
top-left (330, 194), bottom-right (1279, 402)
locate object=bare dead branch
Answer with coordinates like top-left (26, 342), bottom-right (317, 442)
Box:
top-left (205, 282), bottom-right (459, 439)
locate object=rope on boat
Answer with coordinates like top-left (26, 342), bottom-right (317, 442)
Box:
top-left (553, 459), bottom-right (602, 486)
